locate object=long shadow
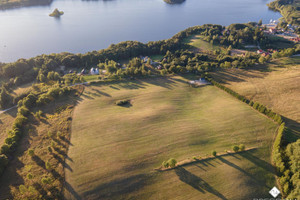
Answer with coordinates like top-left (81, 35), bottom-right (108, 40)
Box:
top-left (281, 116), bottom-right (300, 143)
top-left (141, 77), bottom-right (176, 89)
top-left (0, 157), bottom-right (25, 199)
top-left (32, 155), bottom-right (46, 169)
top-left (64, 181), bottom-right (82, 200)
top-left (239, 151), bottom-right (275, 175)
top-left (217, 156), bottom-right (268, 188)
top-left (81, 173), bottom-right (154, 199)
top-left (175, 167), bottom-right (227, 200)
top-left (90, 88), bottom-right (112, 97)
top-left (81, 93), bottom-right (95, 99)
top-left (109, 85), bottom-right (120, 90)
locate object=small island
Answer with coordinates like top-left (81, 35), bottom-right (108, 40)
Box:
top-left (49, 8), bottom-right (64, 17)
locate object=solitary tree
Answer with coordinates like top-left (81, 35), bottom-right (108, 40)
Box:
top-left (212, 150), bottom-right (217, 157)
top-left (232, 145), bottom-right (239, 152)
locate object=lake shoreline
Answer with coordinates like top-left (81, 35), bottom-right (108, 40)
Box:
top-left (0, 0), bottom-right (282, 63)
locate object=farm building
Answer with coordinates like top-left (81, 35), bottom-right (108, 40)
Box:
top-left (188, 78), bottom-right (211, 87)
top-left (90, 68), bottom-right (99, 75)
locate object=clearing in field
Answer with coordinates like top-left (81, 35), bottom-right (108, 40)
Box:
top-left (65, 76), bottom-right (278, 200)
top-left (185, 35), bottom-right (226, 54)
top-left (210, 58), bottom-right (300, 142)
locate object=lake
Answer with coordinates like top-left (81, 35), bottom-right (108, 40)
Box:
top-left (0, 0), bottom-right (281, 62)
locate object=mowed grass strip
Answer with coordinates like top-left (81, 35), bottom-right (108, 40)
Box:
top-left (65, 76), bottom-right (278, 200)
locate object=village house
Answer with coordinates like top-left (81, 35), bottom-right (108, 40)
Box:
top-left (90, 68), bottom-right (99, 75)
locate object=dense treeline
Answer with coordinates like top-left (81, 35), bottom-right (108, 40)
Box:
top-left (272, 124), bottom-right (300, 198)
top-left (268, 0), bottom-right (300, 26)
top-left (0, 85), bottom-right (72, 177)
top-left (0, 0), bottom-right (53, 10)
top-left (206, 75), bottom-right (299, 199)
top-left (0, 24), bottom-right (229, 90)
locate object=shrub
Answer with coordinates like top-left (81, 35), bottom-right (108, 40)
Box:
top-left (162, 161), bottom-right (169, 168)
top-left (0, 154), bottom-right (8, 174)
top-left (18, 106), bottom-right (30, 116)
top-left (239, 144), bottom-right (245, 151)
top-left (232, 145), bottom-right (239, 152)
top-left (0, 144), bottom-right (10, 155)
top-left (27, 149), bottom-right (35, 157)
top-left (168, 158), bottom-right (177, 168)
top-left (212, 150), bottom-right (217, 156)
top-left (57, 131), bottom-right (63, 138)
top-left (45, 161), bottom-right (52, 170)
top-left (48, 131), bottom-right (54, 138)
top-left (13, 114), bottom-right (28, 129)
top-left (41, 177), bottom-right (52, 185)
top-left (35, 110), bottom-right (43, 120)
top-left (193, 156), bottom-right (197, 160)
top-left (47, 146), bottom-right (52, 153)
top-left (19, 185), bottom-right (27, 194)
top-left (27, 173), bottom-right (33, 180)
top-left (115, 99), bottom-right (130, 106)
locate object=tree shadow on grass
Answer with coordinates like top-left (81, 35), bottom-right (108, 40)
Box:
top-left (239, 151), bottom-right (276, 175)
top-left (217, 156), bottom-right (268, 188)
top-left (90, 88), bottom-right (112, 97)
top-left (175, 167), bottom-right (227, 200)
top-left (64, 181), bottom-right (82, 200)
top-left (80, 173), bottom-right (154, 200)
top-left (141, 77), bottom-right (176, 89)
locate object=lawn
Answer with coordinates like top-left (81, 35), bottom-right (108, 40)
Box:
top-left (65, 76), bottom-right (278, 200)
top-left (185, 35), bottom-right (226, 54)
top-left (210, 58), bottom-right (300, 142)
top-left (150, 55), bottom-right (164, 62)
top-left (82, 75), bottom-right (100, 82)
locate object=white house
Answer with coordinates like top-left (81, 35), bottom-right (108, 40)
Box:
top-left (90, 68), bottom-right (99, 75)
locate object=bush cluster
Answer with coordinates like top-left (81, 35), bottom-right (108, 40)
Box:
top-left (115, 99), bottom-right (130, 106)
top-left (0, 86), bottom-right (73, 177)
top-left (162, 158), bottom-right (177, 168)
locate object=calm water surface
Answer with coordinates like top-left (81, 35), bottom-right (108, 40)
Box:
top-left (0, 0), bottom-right (281, 62)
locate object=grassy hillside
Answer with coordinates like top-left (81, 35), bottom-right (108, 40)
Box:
top-left (65, 76), bottom-right (278, 200)
top-left (210, 57), bottom-right (300, 141)
top-left (185, 35), bottom-right (226, 54)
top-left (0, 86), bottom-right (83, 199)
top-left (0, 108), bottom-right (17, 147)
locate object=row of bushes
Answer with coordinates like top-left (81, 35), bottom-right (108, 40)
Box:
top-left (205, 75), bottom-right (297, 197)
top-left (205, 76), bottom-right (283, 125)
top-left (0, 104), bottom-right (29, 175)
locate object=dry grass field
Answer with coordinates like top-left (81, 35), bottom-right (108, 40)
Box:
top-left (0, 86), bottom-right (83, 199)
top-left (65, 76), bottom-right (278, 200)
top-left (0, 108), bottom-right (17, 147)
top-left (210, 57), bottom-right (300, 141)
